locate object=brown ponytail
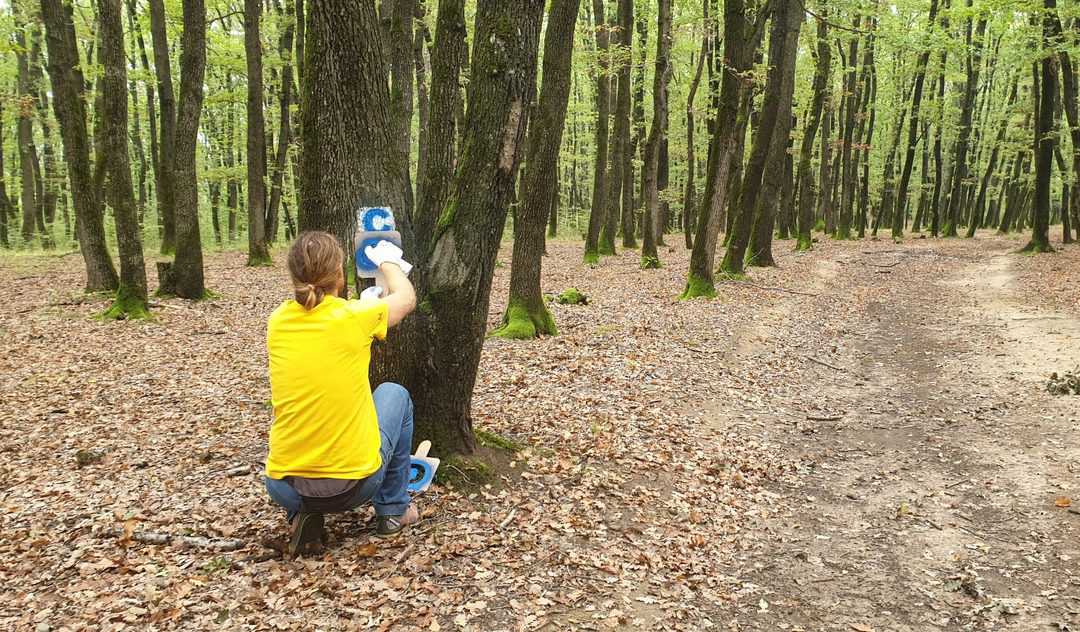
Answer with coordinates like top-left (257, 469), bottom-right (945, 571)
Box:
top-left (287, 231), bottom-right (344, 310)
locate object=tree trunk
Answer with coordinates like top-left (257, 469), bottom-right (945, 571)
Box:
top-left (944, 6), bottom-right (985, 237)
top-left (630, 5), bottom-right (647, 224)
top-left (892, 0), bottom-right (940, 239)
top-left (97, 0), bottom-right (149, 318)
top-left (390, 0), bottom-right (415, 169)
top-left (414, 6), bottom-right (430, 186)
top-left (172, 0), bottom-right (208, 297)
top-left (413, 0), bottom-right (465, 256)
top-left (1023, 2), bottom-right (1056, 253)
top-left (129, 0), bottom-right (159, 230)
top-left (796, 16), bottom-right (831, 251)
top-left (681, 0), bottom-right (759, 297)
top-left (125, 5), bottom-right (148, 228)
top-left (746, 0), bottom-right (801, 267)
top-left (148, 0), bottom-right (178, 254)
top-left (640, 0), bottom-right (671, 269)
top-left (40, 0), bottom-right (119, 291)
top-left (929, 64), bottom-right (946, 236)
top-left (968, 78), bottom-right (1017, 237)
top-left (244, 0), bottom-right (271, 265)
top-left (603, 0), bottom-right (632, 254)
top-left (584, 0), bottom-right (611, 264)
top-left (494, 0), bottom-right (580, 339)
top-left (817, 97), bottom-right (834, 236)
top-left (1049, 4), bottom-right (1080, 245)
top-left (836, 16), bottom-right (862, 240)
top-left (683, 25), bottom-right (708, 250)
top-left (267, 0), bottom-right (296, 245)
top-left (856, 31), bottom-right (877, 238)
top-left (15, 21), bottom-right (39, 247)
top-left (0, 100), bottom-right (11, 248)
top-left (29, 28), bottom-right (57, 247)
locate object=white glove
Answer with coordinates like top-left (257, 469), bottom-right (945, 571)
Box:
top-left (364, 240), bottom-right (412, 276)
top-left (360, 286), bottom-right (384, 300)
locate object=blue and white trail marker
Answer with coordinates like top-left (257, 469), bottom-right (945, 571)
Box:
top-left (408, 440), bottom-right (440, 494)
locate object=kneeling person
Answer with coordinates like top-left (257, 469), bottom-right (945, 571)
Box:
top-left (264, 231), bottom-right (418, 555)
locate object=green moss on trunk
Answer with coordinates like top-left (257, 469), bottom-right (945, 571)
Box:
top-left (794, 235), bottom-right (813, 251)
top-left (1019, 239), bottom-right (1055, 254)
top-left (583, 249), bottom-right (600, 265)
top-left (679, 272), bottom-right (716, 299)
top-left (491, 300), bottom-right (558, 339)
top-left (101, 284), bottom-right (152, 320)
top-left (246, 250), bottom-right (273, 267)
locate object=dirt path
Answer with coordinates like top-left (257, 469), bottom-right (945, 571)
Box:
top-left (718, 240), bottom-right (1080, 630)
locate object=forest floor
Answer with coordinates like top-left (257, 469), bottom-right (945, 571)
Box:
top-left (1, 230), bottom-right (1078, 631)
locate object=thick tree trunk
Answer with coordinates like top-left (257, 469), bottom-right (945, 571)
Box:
top-left (390, 0), bottom-right (415, 168)
top-left (244, 0), bottom-right (271, 265)
top-left (97, 0), bottom-right (149, 318)
top-left (746, 0), bottom-right (801, 267)
top-left (413, 0), bottom-right (465, 256)
top-left (795, 17), bottom-right (831, 251)
top-left (494, 0), bottom-right (581, 339)
top-left (1023, 2), bottom-right (1056, 253)
top-left (1049, 5), bottom-right (1080, 245)
top-left (414, 7), bottom-right (430, 184)
top-left (893, 0), bottom-right (940, 239)
top-left (681, 0), bottom-right (758, 297)
top-left (640, 0), bottom-right (671, 269)
top-left (148, 0), bottom-right (178, 254)
top-left (584, 0), bottom-right (611, 264)
top-left (40, 0), bottom-right (118, 291)
top-left (171, 0), bottom-right (208, 298)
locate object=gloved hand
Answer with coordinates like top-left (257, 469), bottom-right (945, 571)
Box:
top-left (360, 286), bottom-right (384, 300)
top-left (364, 240), bottom-right (413, 276)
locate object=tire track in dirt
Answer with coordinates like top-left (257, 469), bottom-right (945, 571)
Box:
top-left (717, 241), bottom-right (1080, 631)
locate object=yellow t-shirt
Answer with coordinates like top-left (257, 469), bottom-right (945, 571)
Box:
top-left (265, 295), bottom-right (389, 480)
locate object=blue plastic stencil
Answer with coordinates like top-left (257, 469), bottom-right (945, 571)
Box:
top-left (407, 440), bottom-right (440, 494)
top-left (355, 207), bottom-right (402, 279)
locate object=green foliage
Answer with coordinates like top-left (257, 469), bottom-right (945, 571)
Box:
top-left (491, 300), bottom-right (558, 339)
top-left (679, 273), bottom-right (716, 299)
top-left (475, 429), bottom-right (523, 452)
top-left (640, 255), bottom-right (662, 269)
top-left (100, 285), bottom-right (152, 321)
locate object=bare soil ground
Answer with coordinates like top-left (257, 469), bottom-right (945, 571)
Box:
top-left (0, 232), bottom-right (1077, 631)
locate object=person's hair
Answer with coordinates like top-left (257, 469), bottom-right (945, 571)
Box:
top-left (287, 231), bottom-right (344, 310)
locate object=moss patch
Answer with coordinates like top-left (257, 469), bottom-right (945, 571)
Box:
top-left (475, 428), bottom-right (523, 452)
top-left (582, 250), bottom-right (600, 265)
top-left (554, 288), bottom-right (588, 305)
top-left (679, 273), bottom-right (717, 300)
top-left (794, 236), bottom-right (813, 251)
top-left (246, 252), bottom-right (273, 267)
top-left (1018, 239), bottom-right (1055, 255)
top-left (491, 301), bottom-right (558, 339)
top-left (100, 285), bottom-right (152, 321)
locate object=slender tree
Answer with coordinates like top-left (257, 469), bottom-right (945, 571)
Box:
top-left (97, 0), bottom-right (149, 318)
top-left (602, 0), bottom-right (632, 255)
top-left (171, 0), bottom-right (208, 297)
top-left (944, 5), bottom-right (986, 237)
top-left (148, 0), bottom-right (177, 253)
top-left (245, 0), bottom-right (271, 264)
top-left (640, 0), bottom-right (672, 269)
top-left (493, 0), bottom-right (581, 339)
top-left (1022, 0), bottom-right (1056, 253)
top-left (796, 16), bottom-right (831, 251)
top-left (583, 0), bottom-right (611, 264)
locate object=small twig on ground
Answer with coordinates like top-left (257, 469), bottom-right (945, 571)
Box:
top-left (224, 465), bottom-right (251, 477)
top-left (868, 260), bottom-right (903, 268)
top-left (945, 478), bottom-right (969, 489)
top-left (805, 356), bottom-right (848, 372)
top-left (499, 507), bottom-right (518, 529)
top-left (1011, 315), bottom-right (1065, 321)
top-left (718, 279), bottom-right (819, 298)
top-left (806, 414), bottom-right (843, 422)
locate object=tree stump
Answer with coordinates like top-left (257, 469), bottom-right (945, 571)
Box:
top-left (157, 261), bottom-right (177, 295)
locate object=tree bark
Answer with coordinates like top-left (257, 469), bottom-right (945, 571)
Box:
top-left (681, 0), bottom-right (760, 297)
top-left (602, 0), bottom-right (632, 254)
top-left (15, 20), bottom-right (40, 247)
top-left (40, 0), bottom-right (119, 291)
top-left (267, 0), bottom-right (296, 245)
top-left (1023, 1), bottom-right (1056, 253)
top-left (1048, 4), bottom-right (1080, 245)
top-left (892, 0), bottom-right (940, 239)
top-left (148, 0), bottom-right (178, 254)
top-left (494, 0), bottom-right (581, 339)
top-left (413, 0), bottom-right (465, 257)
top-left (390, 0), bottom-right (415, 169)
top-left (171, 0), bottom-right (208, 297)
top-left (683, 32), bottom-right (708, 250)
top-left (746, 0), bottom-right (801, 267)
top-left (640, 0), bottom-right (671, 269)
top-left (584, 0), bottom-right (611, 264)
top-left (968, 77), bottom-right (1017, 237)
top-left (795, 16), bottom-right (831, 251)
top-left (0, 100), bottom-right (11, 248)
top-left (836, 17), bottom-right (862, 240)
top-left (944, 5), bottom-right (986, 237)
top-left (97, 0), bottom-right (149, 317)
top-left (244, 0), bottom-right (271, 264)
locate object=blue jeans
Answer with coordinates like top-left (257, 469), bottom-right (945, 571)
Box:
top-left (265, 382), bottom-right (415, 520)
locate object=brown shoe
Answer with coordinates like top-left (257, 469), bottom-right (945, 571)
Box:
top-left (375, 503), bottom-right (419, 538)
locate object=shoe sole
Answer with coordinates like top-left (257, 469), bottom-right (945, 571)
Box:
top-left (288, 513), bottom-right (325, 556)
